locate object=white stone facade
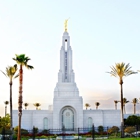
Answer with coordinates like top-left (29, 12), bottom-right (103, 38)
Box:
top-left (13, 31), bottom-right (121, 130)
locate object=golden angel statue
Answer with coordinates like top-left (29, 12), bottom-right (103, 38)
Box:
top-left (64, 18), bottom-right (69, 32)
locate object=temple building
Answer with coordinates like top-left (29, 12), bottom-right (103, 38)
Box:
top-left (13, 25), bottom-right (121, 130)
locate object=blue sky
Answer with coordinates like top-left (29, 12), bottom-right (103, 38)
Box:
top-left (0, 0), bottom-right (140, 116)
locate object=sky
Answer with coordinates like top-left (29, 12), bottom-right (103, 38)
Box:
top-left (0, 0), bottom-right (140, 116)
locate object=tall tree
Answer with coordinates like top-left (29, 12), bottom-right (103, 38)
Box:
top-left (23, 103), bottom-right (29, 110)
top-left (13, 54), bottom-right (34, 140)
top-left (1, 64), bottom-right (18, 130)
top-left (4, 101), bottom-right (9, 117)
top-left (114, 100), bottom-right (119, 110)
top-left (132, 98), bottom-right (138, 114)
top-left (85, 103), bottom-right (90, 110)
top-left (0, 114), bottom-right (11, 129)
top-left (123, 98), bottom-right (129, 114)
top-left (107, 62), bottom-right (137, 138)
top-left (33, 103), bottom-right (41, 110)
top-left (95, 102), bottom-right (100, 109)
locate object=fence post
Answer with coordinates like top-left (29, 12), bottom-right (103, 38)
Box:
top-left (48, 129), bottom-right (50, 140)
top-left (107, 126), bottom-right (109, 138)
top-left (62, 125), bottom-right (65, 140)
top-left (32, 126), bottom-right (35, 140)
top-left (92, 124), bottom-right (95, 140)
top-left (2, 127), bottom-right (5, 140)
top-left (78, 128), bottom-right (79, 140)
top-left (136, 125), bottom-right (138, 138)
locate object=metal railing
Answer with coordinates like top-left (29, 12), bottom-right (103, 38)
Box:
top-left (0, 125), bottom-right (140, 140)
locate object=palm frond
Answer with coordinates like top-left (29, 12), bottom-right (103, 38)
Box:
top-left (107, 62), bottom-right (137, 80)
top-left (14, 74), bottom-right (19, 79)
top-left (24, 103), bottom-right (29, 106)
top-left (4, 101), bottom-right (9, 105)
top-left (0, 70), bottom-right (7, 77)
top-left (95, 102), bottom-right (100, 106)
top-left (12, 58), bottom-right (16, 61)
top-left (132, 98), bottom-right (138, 104)
top-left (25, 57), bottom-right (31, 62)
top-left (26, 65), bottom-right (34, 70)
top-left (85, 103), bottom-right (90, 107)
top-left (123, 98), bottom-right (129, 104)
top-left (13, 54), bottom-right (34, 70)
top-left (1, 64), bottom-right (18, 80)
top-left (114, 100), bottom-right (119, 103)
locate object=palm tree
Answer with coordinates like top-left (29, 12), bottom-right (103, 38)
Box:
top-left (33, 103), bottom-right (41, 110)
top-left (132, 98), bottom-right (138, 114)
top-left (13, 54), bottom-right (34, 140)
top-left (23, 103), bottom-right (29, 110)
top-left (95, 102), bottom-right (100, 109)
top-left (85, 103), bottom-right (90, 110)
top-left (4, 101), bottom-right (9, 117)
top-left (1, 64), bottom-right (18, 130)
top-left (123, 98), bottom-right (129, 114)
top-left (107, 62), bottom-right (137, 138)
top-left (114, 100), bottom-right (119, 110)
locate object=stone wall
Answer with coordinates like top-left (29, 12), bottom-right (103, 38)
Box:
top-left (83, 109), bottom-right (121, 127)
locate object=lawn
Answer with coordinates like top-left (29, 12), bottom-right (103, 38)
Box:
top-left (99, 138), bottom-right (140, 140)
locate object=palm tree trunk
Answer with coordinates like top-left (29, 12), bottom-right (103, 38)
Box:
top-left (5, 105), bottom-right (7, 117)
top-left (123, 105), bottom-right (126, 114)
top-left (115, 103), bottom-right (117, 110)
top-left (120, 81), bottom-right (124, 138)
top-left (134, 104), bottom-right (136, 114)
top-left (10, 82), bottom-right (13, 130)
top-left (17, 65), bottom-right (23, 140)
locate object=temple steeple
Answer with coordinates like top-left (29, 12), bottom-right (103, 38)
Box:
top-left (53, 27), bottom-right (83, 130)
top-left (54, 30), bottom-right (79, 97)
top-left (58, 31), bottom-right (75, 83)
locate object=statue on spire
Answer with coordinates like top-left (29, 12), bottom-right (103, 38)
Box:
top-left (64, 18), bottom-right (69, 32)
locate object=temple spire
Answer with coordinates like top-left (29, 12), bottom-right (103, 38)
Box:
top-left (57, 28), bottom-right (75, 83)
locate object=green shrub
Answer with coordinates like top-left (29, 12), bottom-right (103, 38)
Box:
top-left (14, 126), bottom-right (29, 135)
top-left (33, 126), bottom-right (38, 134)
top-left (98, 125), bottom-right (104, 134)
top-left (124, 126), bottom-right (136, 137)
top-left (41, 129), bottom-right (49, 134)
top-left (125, 115), bottom-right (140, 125)
top-left (0, 127), bottom-right (12, 135)
top-left (108, 126), bottom-right (119, 137)
top-left (39, 135), bottom-right (48, 138)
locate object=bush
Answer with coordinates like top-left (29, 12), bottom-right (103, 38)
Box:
top-left (107, 126), bottom-right (119, 137)
top-left (124, 126), bottom-right (136, 137)
top-left (41, 129), bottom-right (49, 134)
top-left (14, 126), bottom-right (29, 135)
top-left (0, 127), bottom-right (12, 135)
top-left (33, 127), bottom-right (38, 134)
top-left (21, 129), bottom-right (29, 135)
top-left (125, 115), bottom-right (140, 125)
top-left (39, 135), bottom-right (48, 138)
top-left (98, 125), bottom-right (104, 135)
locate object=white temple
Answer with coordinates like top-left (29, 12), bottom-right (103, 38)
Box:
top-left (13, 27), bottom-right (121, 130)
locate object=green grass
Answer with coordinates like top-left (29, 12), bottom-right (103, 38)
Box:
top-left (97, 138), bottom-right (140, 140)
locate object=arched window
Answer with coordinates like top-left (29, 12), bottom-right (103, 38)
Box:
top-left (88, 117), bottom-right (93, 129)
top-left (62, 108), bottom-right (74, 130)
top-left (43, 117), bottom-right (48, 129)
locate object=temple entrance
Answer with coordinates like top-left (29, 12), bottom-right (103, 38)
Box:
top-left (62, 108), bottom-right (74, 130)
